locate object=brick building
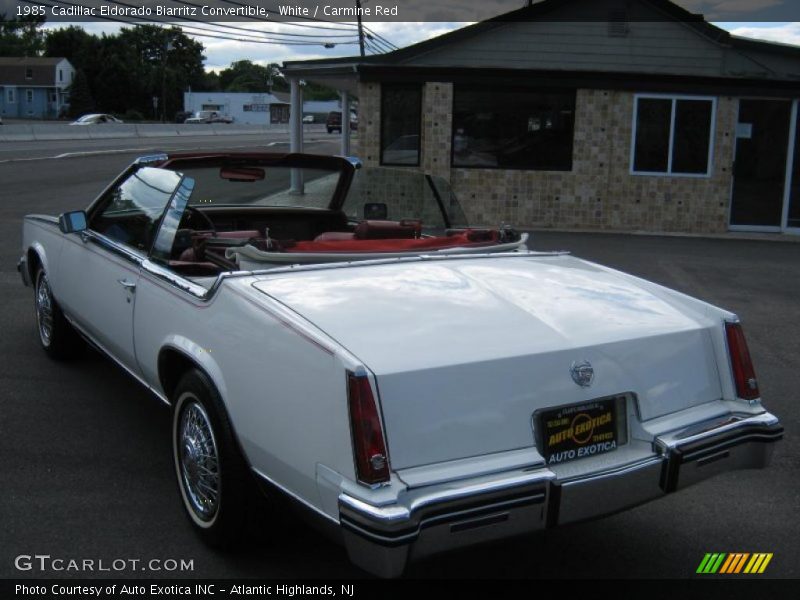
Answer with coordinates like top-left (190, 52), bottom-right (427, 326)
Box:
top-left (283, 0), bottom-right (800, 234)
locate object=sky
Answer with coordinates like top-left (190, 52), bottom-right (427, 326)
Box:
top-left (41, 21), bottom-right (800, 72)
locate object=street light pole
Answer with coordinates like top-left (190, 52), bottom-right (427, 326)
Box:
top-left (161, 39), bottom-right (173, 123)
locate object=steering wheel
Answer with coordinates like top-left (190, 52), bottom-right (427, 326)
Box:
top-left (183, 206), bottom-right (216, 236)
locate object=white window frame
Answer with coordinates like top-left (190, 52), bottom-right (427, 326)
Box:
top-left (630, 93), bottom-right (717, 178)
top-left (26, 89), bottom-right (34, 103)
top-left (6, 87), bottom-right (16, 104)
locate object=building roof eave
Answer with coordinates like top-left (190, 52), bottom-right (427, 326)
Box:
top-left (356, 64), bottom-right (800, 96)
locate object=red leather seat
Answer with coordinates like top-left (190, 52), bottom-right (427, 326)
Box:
top-left (314, 231), bottom-right (356, 241)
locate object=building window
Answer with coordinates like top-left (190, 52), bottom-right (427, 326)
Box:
top-left (201, 104), bottom-right (223, 111)
top-left (26, 89), bottom-right (33, 103)
top-left (631, 95), bottom-right (716, 176)
top-left (25, 67), bottom-right (33, 80)
top-left (243, 104), bottom-right (268, 112)
top-left (6, 88), bottom-right (16, 104)
top-left (59, 70), bottom-right (63, 82)
top-left (452, 87), bottom-right (576, 170)
top-left (380, 84), bottom-right (422, 166)
top-left (49, 90), bottom-right (57, 103)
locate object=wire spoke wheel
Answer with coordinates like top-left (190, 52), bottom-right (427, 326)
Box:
top-left (177, 397), bottom-right (220, 522)
top-left (35, 273), bottom-right (54, 347)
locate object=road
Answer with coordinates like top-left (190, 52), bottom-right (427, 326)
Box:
top-left (0, 137), bottom-right (797, 579)
top-left (0, 130), bottom-right (341, 162)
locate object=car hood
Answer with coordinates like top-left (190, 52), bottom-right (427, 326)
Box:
top-left (251, 254), bottom-right (715, 375)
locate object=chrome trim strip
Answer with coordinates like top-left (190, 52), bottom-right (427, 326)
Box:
top-left (679, 432), bottom-right (783, 463)
top-left (339, 469), bottom-right (555, 525)
top-left (82, 230), bottom-right (145, 267)
top-left (135, 153), bottom-right (169, 165)
top-left (246, 250), bottom-right (569, 279)
top-left (64, 315), bottom-right (170, 407)
top-left (26, 214), bottom-right (59, 225)
top-left (405, 470), bottom-right (554, 515)
top-left (339, 495), bottom-right (411, 523)
top-left (141, 259), bottom-right (209, 298)
top-left (557, 456), bottom-right (663, 486)
top-left (655, 412), bottom-right (779, 452)
top-left (251, 467), bottom-right (339, 525)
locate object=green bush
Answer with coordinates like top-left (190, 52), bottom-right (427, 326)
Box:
top-left (121, 109), bottom-right (145, 122)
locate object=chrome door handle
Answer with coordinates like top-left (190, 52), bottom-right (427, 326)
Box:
top-left (117, 279), bottom-right (136, 293)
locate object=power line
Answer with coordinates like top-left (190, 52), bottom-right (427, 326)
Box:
top-left (364, 27), bottom-right (399, 51)
top-left (364, 32), bottom-right (395, 53)
top-left (103, 0), bottom-right (356, 42)
top-left (25, 0), bottom-right (361, 46)
top-left (24, 0), bottom-right (395, 52)
top-left (166, 0), bottom-right (360, 39)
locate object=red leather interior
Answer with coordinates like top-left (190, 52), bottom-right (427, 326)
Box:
top-left (292, 231), bottom-right (498, 253)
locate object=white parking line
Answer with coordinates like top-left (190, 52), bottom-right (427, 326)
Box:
top-left (0, 139), bottom-right (331, 164)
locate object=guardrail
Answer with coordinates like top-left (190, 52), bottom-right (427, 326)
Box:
top-left (0, 122), bottom-right (324, 143)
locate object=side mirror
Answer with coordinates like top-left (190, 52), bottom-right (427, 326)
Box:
top-left (58, 210), bottom-right (87, 234)
top-left (363, 202), bottom-right (388, 220)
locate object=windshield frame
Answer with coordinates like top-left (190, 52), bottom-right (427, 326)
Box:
top-left (159, 152), bottom-right (357, 212)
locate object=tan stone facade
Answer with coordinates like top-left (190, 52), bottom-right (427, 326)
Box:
top-left (356, 82), bottom-right (738, 233)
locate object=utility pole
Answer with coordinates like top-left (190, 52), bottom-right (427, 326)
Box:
top-left (161, 39), bottom-right (173, 122)
top-left (355, 0), bottom-right (365, 57)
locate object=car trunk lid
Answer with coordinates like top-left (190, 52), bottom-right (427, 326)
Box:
top-left (252, 255), bottom-right (723, 469)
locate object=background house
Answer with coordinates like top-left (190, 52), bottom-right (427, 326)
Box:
top-left (283, 0), bottom-right (800, 235)
top-left (0, 57), bottom-right (74, 120)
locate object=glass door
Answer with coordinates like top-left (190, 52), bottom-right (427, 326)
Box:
top-left (785, 101), bottom-right (800, 232)
top-left (729, 99), bottom-right (792, 230)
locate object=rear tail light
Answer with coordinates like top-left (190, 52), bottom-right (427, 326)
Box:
top-left (725, 321), bottom-right (760, 401)
top-left (347, 371), bottom-right (390, 486)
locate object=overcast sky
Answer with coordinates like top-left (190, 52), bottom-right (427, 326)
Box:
top-left (42, 21), bottom-right (800, 72)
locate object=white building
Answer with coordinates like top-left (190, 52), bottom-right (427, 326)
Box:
top-left (183, 92), bottom-right (342, 125)
top-left (183, 92), bottom-right (288, 124)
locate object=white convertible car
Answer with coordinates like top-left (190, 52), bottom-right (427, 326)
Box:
top-left (19, 153), bottom-right (782, 577)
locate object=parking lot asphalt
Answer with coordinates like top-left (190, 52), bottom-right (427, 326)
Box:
top-left (0, 142), bottom-right (797, 580)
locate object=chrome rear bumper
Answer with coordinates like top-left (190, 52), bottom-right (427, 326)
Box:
top-left (339, 411), bottom-right (782, 578)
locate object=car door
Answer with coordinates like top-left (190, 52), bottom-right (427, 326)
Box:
top-left (56, 167), bottom-right (184, 374)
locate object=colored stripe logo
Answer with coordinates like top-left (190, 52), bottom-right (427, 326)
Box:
top-left (696, 553), bottom-right (773, 574)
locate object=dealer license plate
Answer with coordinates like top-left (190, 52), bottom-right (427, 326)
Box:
top-left (538, 397), bottom-right (621, 465)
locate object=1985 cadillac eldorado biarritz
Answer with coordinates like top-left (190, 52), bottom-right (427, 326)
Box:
top-left (18, 153), bottom-right (783, 577)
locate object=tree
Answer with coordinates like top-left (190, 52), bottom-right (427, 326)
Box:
top-left (66, 70), bottom-right (94, 118)
top-left (218, 60), bottom-right (272, 93)
top-left (0, 14), bottom-right (46, 56)
top-left (44, 24), bottom-right (206, 119)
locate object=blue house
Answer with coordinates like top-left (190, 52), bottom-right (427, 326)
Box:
top-left (0, 57), bottom-right (75, 120)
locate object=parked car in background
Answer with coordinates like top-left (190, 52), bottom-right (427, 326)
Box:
top-left (174, 111), bottom-right (192, 124)
top-left (70, 114), bottom-right (123, 125)
top-left (18, 153), bottom-right (783, 577)
top-left (184, 111), bottom-right (234, 124)
top-left (302, 114), bottom-right (314, 123)
top-left (326, 110), bottom-right (358, 133)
